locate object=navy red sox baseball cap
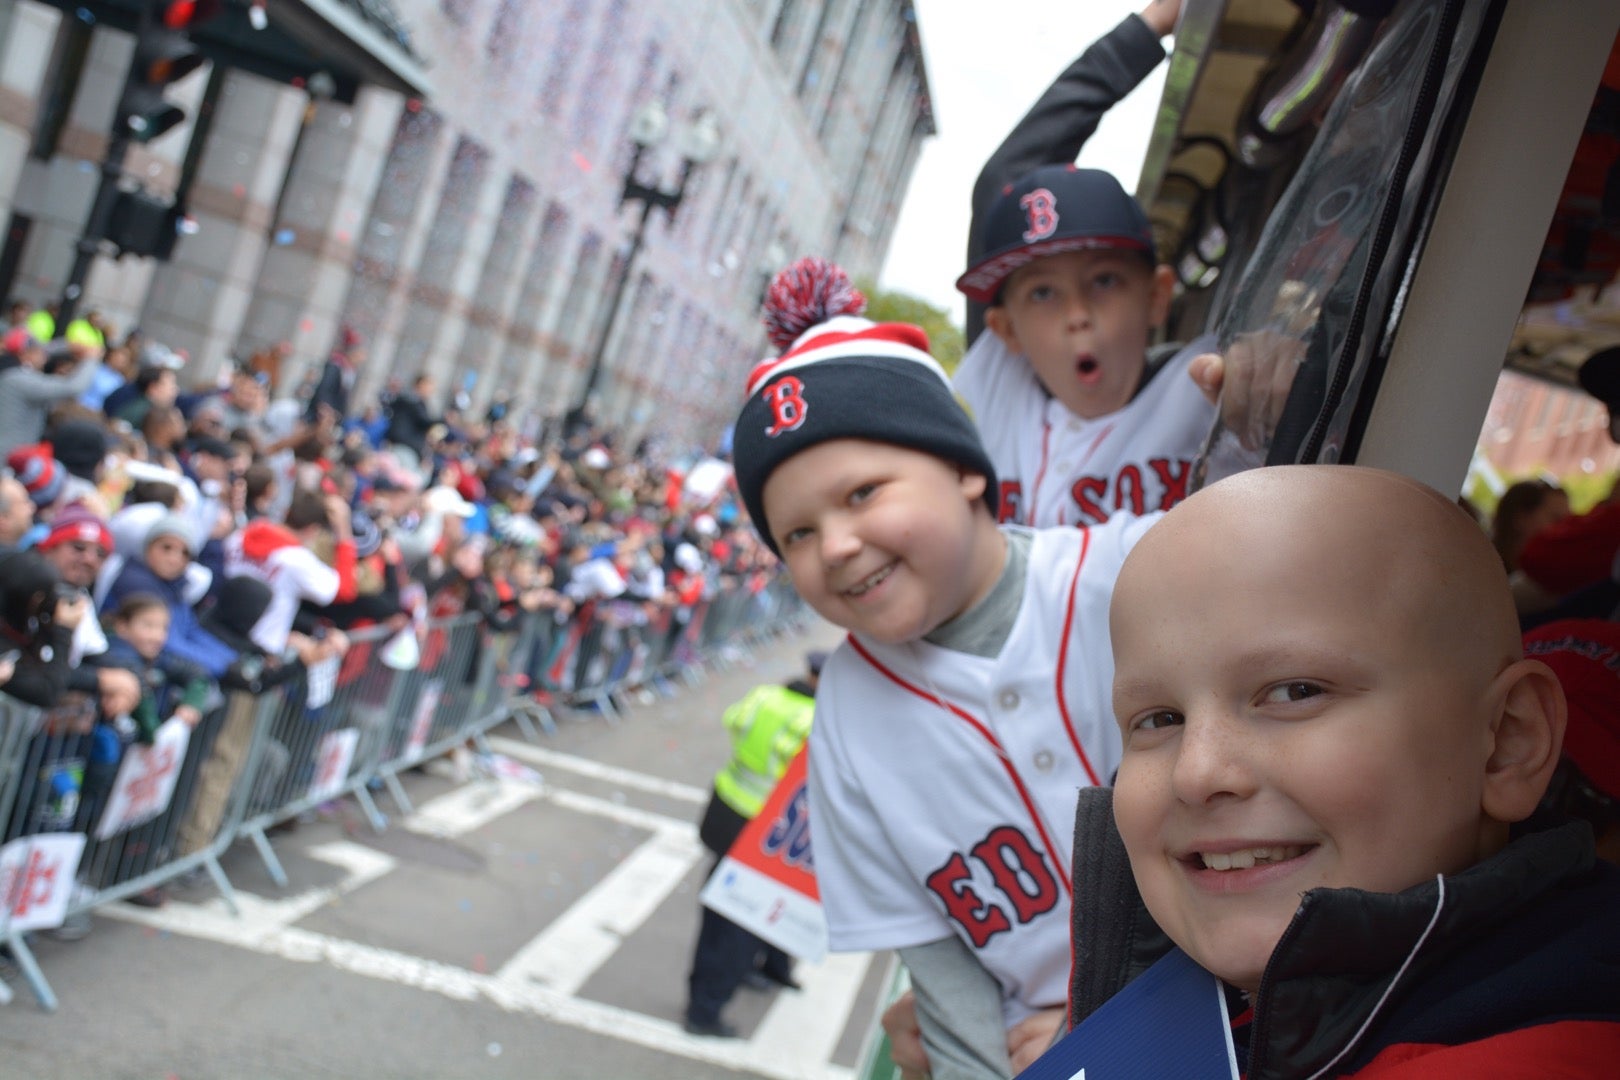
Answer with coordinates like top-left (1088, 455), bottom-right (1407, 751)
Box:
top-left (956, 164), bottom-right (1156, 305)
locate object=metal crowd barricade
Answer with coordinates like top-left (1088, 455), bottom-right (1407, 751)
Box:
top-left (510, 575), bottom-right (810, 722)
top-left (366, 613), bottom-right (512, 819)
top-left (0, 686), bottom-right (279, 1011)
top-left (230, 613), bottom-right (515, 885)
top-left (0, 579), bottom-right (809, 1012)
top-left (0, 693), bottom-right (42, 1007)
top-left (699, 584), bottom-right (751, 664)
top-left (497, 611), bottom-right (557, 740)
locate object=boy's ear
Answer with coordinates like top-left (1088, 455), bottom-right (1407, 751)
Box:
top-left (1481, 658), bottom-right (1567, 823)
top-left (984, 306), bottom-right (1021, 353)
top-left (1149, 264), bottom-right (1176, 328)
top-left (958, 468), bottom-right (988, 504)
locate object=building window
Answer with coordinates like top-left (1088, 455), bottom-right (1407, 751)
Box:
top-left (569, 0), bottom-right (630, 146)
top-left (769, 0), bottom-right (798, 48)
top-left (553, 232), bottom-right (604, 354)
top-left (485, 0), bottom-right (524, 62)
top-left (538, 0), bottom-right (591, 120)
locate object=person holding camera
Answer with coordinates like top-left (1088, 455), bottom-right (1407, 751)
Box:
top-left (0, 547), bottom-right (74, 707)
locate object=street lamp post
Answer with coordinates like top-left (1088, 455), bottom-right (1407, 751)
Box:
top-left (570, 102), bottom-right (721, 421)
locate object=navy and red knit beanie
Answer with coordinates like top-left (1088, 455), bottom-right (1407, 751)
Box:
top-left (731, 317), bottom-right (997, 555)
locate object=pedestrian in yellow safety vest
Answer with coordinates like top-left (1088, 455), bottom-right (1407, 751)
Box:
top-left (24, 306), bottom-right (106, 352)
top-left (683, 650), bottom-right (822, 1039)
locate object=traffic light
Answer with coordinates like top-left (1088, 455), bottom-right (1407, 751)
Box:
top-left (106, 189), bottom-right (184, 260)
top-left (115, 0), bottom-right (219, 143)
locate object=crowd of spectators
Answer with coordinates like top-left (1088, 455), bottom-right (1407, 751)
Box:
top-left (0, 302), bottom-right (779, 909)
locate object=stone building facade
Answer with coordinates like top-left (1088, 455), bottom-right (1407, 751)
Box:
top-left (0, 0), bottom-right (934, 446)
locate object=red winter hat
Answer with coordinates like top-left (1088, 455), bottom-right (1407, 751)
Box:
top-left (455, 471), bottom-right (485, 504)
top-left (38, 502), bottom-right (113, 554)
top-left (6, 444), bottom-right (65, 508)
top-left (3, 326), bottom-right (39, 354)
top-left (1523, 619), bottom-right (1620, 799)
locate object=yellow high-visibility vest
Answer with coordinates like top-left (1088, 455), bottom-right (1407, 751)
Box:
top-left (25, 310), bottom-right (53, 341)
top-left (712, 684), bottom-right (814, 819)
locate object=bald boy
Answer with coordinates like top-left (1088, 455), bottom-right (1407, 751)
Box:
top-left (1084, 466), bottom-right (1620, 1078)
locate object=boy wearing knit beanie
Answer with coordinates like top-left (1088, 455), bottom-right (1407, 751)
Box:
top-left (99, 511), bottom-right (237, 677)
top-left (732, 284), bottom-right (1158, 1073)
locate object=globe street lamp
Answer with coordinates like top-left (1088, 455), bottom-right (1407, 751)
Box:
top-left (571, 102), bottom-right (721, 418)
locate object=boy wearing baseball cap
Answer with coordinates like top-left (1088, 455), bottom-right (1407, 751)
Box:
top-left (1087, 466), bottom-right (1620, 1076)
top-left (733, 313), bottom-right (1158, 1075)
top-left (956, 1), bottom-right (1216, 529)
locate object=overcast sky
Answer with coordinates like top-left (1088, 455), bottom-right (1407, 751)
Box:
top-left (878, 0), bottom-right (1172, 322)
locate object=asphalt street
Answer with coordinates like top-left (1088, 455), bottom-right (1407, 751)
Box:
top-left (0, 619), bottom-right (887, 1080)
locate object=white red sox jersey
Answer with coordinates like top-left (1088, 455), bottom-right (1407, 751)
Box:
top-left (954, 332), bottom-right (1218, 528)
top-left (806, 516), bottom-right (1158, 1026)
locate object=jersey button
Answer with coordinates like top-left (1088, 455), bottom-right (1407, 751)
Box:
top-left (1034, 749), bottom-right (1055, 772)
top-left (997, 689), bottom-right (1020, 711)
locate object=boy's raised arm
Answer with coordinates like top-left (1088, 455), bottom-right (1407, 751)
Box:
top-left (967, 2), bottom-right (1179, 342)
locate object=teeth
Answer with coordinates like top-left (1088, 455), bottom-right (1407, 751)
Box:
top-left (1199, 846), bottom-right (1305, 871)
top-left (846, 564), bottom-right (893, 597)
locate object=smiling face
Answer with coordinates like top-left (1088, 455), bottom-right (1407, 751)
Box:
top-left (985, 250), bottom-right (1174, 420)
top-left (1110, 467), bottom-right (1556, 991)
top-left (45, 537), bottom-right (105, 589)
top-left (761, 439), bottom-right (1005, 645)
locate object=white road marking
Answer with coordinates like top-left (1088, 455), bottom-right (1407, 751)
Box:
top-left (98, 760), bottom-right (869, 1080)
top-left (102, 840), bottom-right (397, 940)
top-left (487, 736), bottom-right (708, 803)
top-left (403, 776), bottom-right (542, 838)
top-left (496, 827), bottom-right (703, 994)
top-left (545, 786), bottom-right (699, 835)
top-left (108, 890), bottom-right (856, 1080)
top-left (754, 950), bottom-right (876, 1066)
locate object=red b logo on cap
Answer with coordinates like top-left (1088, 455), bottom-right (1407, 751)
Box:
top-left (763, 375), bottom-right (808, 437)
top-left (1021, 188), bottom-right (1059, 243)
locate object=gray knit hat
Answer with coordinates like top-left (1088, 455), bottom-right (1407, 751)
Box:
top-left (145, 512), bottom-right (195, 555)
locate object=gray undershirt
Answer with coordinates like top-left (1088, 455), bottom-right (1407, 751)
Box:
top-left (924, 526), bottom-right (1032, 659)
top-left (903, 527), bottom-right (1039, 1079)
top-left (900, 937), bottom-right (1015, 1079)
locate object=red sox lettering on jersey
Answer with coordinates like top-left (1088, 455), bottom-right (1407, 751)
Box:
top-left (956, 332), bottom-right (1218, 529)
top-left (926, 824), bottom-right (1061, 947)
top-left (806, 519), bottom-right (1158, 1024)
top-left (999, 456), bottom-right (1195, 526)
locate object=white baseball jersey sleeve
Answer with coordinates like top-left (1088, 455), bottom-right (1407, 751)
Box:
top-left (955, 332), bottom-right (1217, 528)
top-left (806, 516), bottom-right (1159, 1026)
